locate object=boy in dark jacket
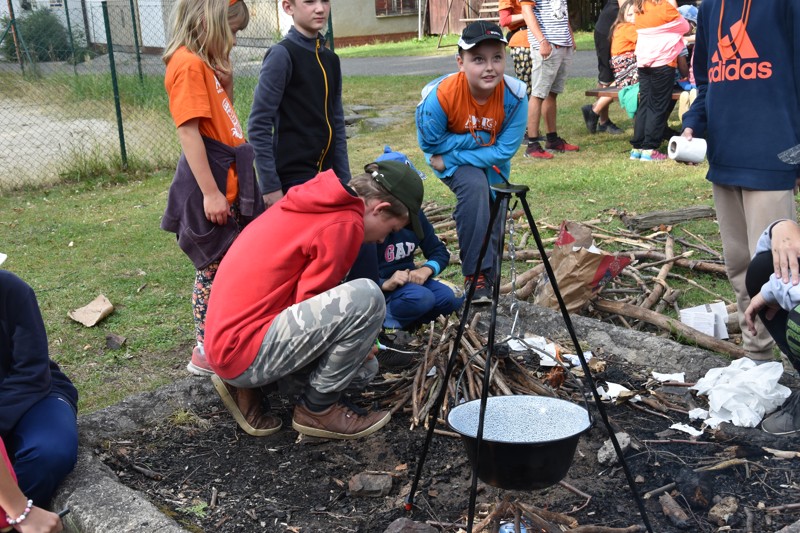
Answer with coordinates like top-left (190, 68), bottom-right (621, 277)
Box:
top-left (681, 0), bottom-right (800, 365)
top-left (248, 0), bottom-right (350, 208)
top-left (0, 267), bottom-right (78, 507)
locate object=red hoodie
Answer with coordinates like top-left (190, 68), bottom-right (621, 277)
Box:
top-left (205, 170), bottom-right (365, 379)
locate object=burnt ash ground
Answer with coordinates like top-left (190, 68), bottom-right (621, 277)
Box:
top-left (97, 353), bottom-right (800, 533)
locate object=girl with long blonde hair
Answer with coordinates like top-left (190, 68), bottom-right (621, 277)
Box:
top-left (161, 0), bottom-right (263, 377)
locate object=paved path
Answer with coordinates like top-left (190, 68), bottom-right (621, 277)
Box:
top-left (339, 49), bottom-right (597, 78)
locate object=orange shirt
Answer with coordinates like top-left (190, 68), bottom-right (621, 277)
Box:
top-left (165, 46), bottom-right (244, 203)
top-left (611, 22), bottom-right (637, 56)
top-left (436, 73), bottom-right (506, 146)
top-left (498, 0), bottom-right (528, 48)
top-left (635, 1), bottom-right (680, 68)
top-left (634, 0), bottom-right (679, 30)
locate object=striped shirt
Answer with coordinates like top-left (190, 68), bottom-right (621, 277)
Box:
top-left (520, 0), bottom-right (573, 49)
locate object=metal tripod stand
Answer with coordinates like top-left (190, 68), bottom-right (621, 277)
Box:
top-left (404, 178), bottom-right (654, 532)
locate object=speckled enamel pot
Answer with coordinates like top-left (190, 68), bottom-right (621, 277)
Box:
top-left (447, 395), bottom-right (592, 490)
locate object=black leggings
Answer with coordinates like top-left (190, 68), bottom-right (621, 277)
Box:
top-left (631, 65), bottom-right (675, 150)
top-left (746, 251), bottom-right (800, 373)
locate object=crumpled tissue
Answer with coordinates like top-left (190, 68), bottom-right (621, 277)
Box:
top-left (691, 358), bottom-right (790, 427)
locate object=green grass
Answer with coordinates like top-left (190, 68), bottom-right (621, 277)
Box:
top-left (335, 31), bottom-right (595, 57)
top-left (0, 72), bottom-right (732, 415)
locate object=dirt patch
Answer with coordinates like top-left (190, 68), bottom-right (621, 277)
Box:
top-left (96, 321), bottom-right (800, 533)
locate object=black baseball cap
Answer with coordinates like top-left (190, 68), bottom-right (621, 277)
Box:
top-left (458, 20), bottom-right (508, 50)
top-left (366, 160), bottom-right (424, 239)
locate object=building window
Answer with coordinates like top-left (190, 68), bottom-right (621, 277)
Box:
top-left (375, 0), bottom-right (418, 17)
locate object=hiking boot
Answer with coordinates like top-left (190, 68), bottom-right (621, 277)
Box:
top-left (598, 120), bottom-right (624, 135)
top-left (640, 149), bottom-right (667, 162)
top-left (524, 141), bottom-right (553, 159)
top-left (630, 149), bottom-right (642, 160)
top-left (211, 375), bottom-right (282, 436)
top-left (545, 137), bottom-right (579, 152)
top-left (761, 391), bottom-right (800, 436)
top-left (581, 104), bottom-right (599, 134)
top-left (465, 272), bottom-right (493, 305)
top-left (292, 400), bottom-right (391, 439)
top-left (187, 345), bottom-right (214, 376)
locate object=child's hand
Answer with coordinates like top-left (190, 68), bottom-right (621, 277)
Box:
top-left (263, 190), bottom-right (284, 209)
top-left (382, 270), bottom-right (410, 292)
top-left (18, 506), bottom-right (63, 533)
top-left (203, 191), bottom-right (231, 225)
top-left (744, 293), bottom-right (779, 335)
top-left (771, 220), bottom-right (800, 285)
top-left (430, 155), bottom-right (445, 172)
top-left (408, 267), bottom-right (433, 285)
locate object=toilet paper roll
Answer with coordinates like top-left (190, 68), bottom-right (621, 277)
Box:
top-left (668, 136), bottom-right (707, 163)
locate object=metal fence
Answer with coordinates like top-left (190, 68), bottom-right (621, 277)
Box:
top-left (0, 0), bottom-right (281, 191)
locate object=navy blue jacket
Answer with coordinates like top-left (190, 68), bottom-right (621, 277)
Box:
top-left (0, 271), bottom-right (78, 436)
top-left (377, 211), bottom-right (451, 284)
top-left (682, 0), bottom-right (800, 190)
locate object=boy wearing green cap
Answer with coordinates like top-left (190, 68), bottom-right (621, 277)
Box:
top-left (204, 161), bottom-right (423, 440)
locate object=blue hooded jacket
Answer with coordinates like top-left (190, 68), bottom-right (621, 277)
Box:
top-left (416, 73), bottom-right (527, 186)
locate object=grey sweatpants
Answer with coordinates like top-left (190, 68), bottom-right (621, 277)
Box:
top-left (226, 279), bottom-right (384, 395)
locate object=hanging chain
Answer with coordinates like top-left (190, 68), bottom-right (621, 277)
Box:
top-left (507, 199), bottom-right (520, 338)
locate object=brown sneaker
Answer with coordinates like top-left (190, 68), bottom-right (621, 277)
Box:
top-left (292, 401), bottom-right (391, 440)
top-left (211, 375), bottom-right (282, 437)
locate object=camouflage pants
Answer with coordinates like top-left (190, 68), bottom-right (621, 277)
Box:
top-left (226, 279), bottom-right (385, 395)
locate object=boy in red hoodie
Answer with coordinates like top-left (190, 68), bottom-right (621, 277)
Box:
top-left (205, 161), bottom-right (424, 440)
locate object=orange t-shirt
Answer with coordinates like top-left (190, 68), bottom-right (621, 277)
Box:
top-left (165, 46), bottom-right (244, 203)
top-left (635, 1), bottom-right (680, 67)
top-left (634, 0), bottom-right (679, 30)
top-left (498, 0), bottom-right (528, 48)
top-left (611, 22), bottom-right (637, 56)
top-left (436, 72), bottom-right (506, 146)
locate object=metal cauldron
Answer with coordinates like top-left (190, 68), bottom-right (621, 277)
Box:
top-left (447, 395), bottom-right (591, 491)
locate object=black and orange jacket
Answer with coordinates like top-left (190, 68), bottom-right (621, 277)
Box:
top-left (248, 27), bottom-right (351, 195)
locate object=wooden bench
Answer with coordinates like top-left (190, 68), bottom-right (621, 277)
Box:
top-left (461, 1), bottom-right (500, 23)
top-left (585, 87), bottom-right (684, 100)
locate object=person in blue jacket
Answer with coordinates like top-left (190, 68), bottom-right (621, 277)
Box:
top-left (377, 210), bottom-right (464, 334)
top-left (681, 0), bottom-right (800, 365)
top-left (416, 21), bottom-right (528, 305)
top-left (0, 265), bottom-right (78, 508)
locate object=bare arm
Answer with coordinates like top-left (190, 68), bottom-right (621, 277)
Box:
top-left (176, 119), bottom-right (230, 226)
top-left (0, 461), bottom-right (62, 533)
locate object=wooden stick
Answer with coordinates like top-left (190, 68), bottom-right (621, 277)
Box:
top-left (567, 526), bottom-right (644, 533)
top-left (592, 298), bottom-right (746, 359)
top-left (642, 482), bottom-right (676, 499)
top-left (515, 501), bottom-right (578, 529)
top-left (630, 251), bottom-right (726, 275)
top-left (640, 235), bottom-right (674, 310)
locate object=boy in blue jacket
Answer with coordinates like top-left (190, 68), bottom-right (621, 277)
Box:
top-left (416, 21), bottom-right (528, 305)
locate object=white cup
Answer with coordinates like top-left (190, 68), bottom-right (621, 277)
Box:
top-left (668, 136), bottom-right (707, 164)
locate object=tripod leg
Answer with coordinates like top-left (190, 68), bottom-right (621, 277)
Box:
top-left (465, 193), bottom-right (510, 532)
top-left (405, 192), bottom-right (510, 513)
top-left (515, 192), bottom-right (655, 533)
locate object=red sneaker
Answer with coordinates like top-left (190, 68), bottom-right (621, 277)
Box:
top-left (524, 141), bottom-right (554, 159)
top-left (187, 346), bottom-right (214, 376)
top-left (545, 137), bottom-right (579, 152)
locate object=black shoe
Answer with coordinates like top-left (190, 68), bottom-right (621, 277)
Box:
top-left (464, 272), bottom-right (493, 305)
top-left (376, 330), bottom-right (416, 369)
top-left (581, 104), bottom-right (599, 134)
top-left (598, 120), bottom-right (624, 135)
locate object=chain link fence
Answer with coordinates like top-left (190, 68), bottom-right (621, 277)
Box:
top-left (0, 0), bottom-right (280, 191)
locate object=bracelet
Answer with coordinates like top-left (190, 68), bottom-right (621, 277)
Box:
top-left (6, 499), bottom-right (33, 525)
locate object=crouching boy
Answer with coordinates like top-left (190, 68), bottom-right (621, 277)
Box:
top-left (204, 161), bottom-right (424, 440)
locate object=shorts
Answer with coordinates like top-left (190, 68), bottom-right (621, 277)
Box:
top-left (529, 45), bottom-right (573, 99)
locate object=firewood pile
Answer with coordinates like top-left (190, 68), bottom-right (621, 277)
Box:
top-left (364, 314), bottom-right (603, 434)
top-left (422, 202), bottom-right (744, 360)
